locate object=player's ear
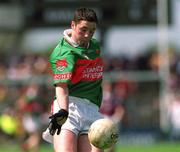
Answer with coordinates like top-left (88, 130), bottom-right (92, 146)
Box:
top-left (71, 21), bottom-right (76, 30)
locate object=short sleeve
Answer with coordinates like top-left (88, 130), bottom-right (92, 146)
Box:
top-left (50, 53), bottom-right (76, 85)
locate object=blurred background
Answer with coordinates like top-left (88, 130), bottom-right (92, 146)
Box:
top-left (0, 0), bottom-right (180, 151)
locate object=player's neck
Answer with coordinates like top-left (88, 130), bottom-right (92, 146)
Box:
top-left (64, 29), bottom-right (89, 48)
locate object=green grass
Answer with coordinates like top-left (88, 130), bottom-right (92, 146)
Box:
top-left (0, 142), bottom-right (180, 152)
top-left (0, 143), bottom-right (53, 152)
top-left (115, 142), bottom-right (180, 152)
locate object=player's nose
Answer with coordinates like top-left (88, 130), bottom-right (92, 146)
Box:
top-left (84, 33), bottom-right (90, 38)
top-left (84, 31), bottom-right (92, 38)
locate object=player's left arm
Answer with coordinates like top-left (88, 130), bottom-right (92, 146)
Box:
top-left (112, 105), bottom-right (125, 123)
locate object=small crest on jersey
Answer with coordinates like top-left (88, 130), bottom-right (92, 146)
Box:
top-left (96, 49), bottom-right (100, 54)
top-left (56, 59), bottom-right (68, 71)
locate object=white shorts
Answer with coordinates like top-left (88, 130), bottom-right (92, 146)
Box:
top-left (42, 96), bottom-right (104, 143)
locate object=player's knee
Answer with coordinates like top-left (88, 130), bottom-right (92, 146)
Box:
top-left (53, 137), bottom-right (76, 152)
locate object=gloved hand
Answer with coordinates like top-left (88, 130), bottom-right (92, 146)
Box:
top-left (48, 109), bottom-right (68, 135)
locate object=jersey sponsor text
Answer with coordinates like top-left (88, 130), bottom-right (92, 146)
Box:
top-left (54, 72), bottom-right (72, 80)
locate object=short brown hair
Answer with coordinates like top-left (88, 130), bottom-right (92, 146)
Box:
top-left (73, 7), bottom-right (98, 24)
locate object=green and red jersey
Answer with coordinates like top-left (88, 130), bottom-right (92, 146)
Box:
top-left (49, 37), bottom-right (103, 107)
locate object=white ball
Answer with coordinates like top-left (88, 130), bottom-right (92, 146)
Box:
top-left (88, 118), bottom-right (119, 150)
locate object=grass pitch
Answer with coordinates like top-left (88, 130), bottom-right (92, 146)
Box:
top-left (116, 142), bottom-right (180, 152)
top-left (0, 141), bottom-right (180, 152)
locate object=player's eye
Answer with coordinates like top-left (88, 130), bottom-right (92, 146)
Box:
top-left (79, 28), bottom-right (87, 33)
top-left (89, 30), bottom-right (95, 35)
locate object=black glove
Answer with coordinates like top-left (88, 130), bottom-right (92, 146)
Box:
top-left (48, 109), bottom-right (68, 135)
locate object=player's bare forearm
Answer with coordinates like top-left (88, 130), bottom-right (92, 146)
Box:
top-left (55, 83), bottom-right (69, 111)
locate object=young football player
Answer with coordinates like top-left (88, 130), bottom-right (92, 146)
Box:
top-left (42, 7), bottom-right (104, 152)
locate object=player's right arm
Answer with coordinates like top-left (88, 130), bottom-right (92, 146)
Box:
top-left (55, 82), bottom-right (69, 112)
top-left (48, 46), bottom-right (76, 135)
top-left (48, 82), bottom-right (69, 136)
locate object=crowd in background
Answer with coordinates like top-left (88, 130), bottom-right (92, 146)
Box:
top-left (1, 47), bottom-right (180, 150)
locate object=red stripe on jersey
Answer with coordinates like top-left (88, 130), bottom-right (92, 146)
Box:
top-left (71, 58), bottom-right (103, 84)
top-left (76, 57), bottom-right (102, 65)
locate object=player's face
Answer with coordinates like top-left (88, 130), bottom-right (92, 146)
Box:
top-left (71, 20), bottom-right (96, 47)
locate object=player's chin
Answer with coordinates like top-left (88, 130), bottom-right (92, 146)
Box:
top-left (83, 38), bottom-right (91, 43)
top-left (80, 41), bottom-right (89, 47)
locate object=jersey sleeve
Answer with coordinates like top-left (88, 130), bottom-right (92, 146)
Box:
top-left (49, 48), bottom-right (76, 85)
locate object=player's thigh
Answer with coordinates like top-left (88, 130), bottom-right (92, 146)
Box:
top-left (78, 134), bottom-right (103, 152)
top-left (53, 129), bottom-right (77, 152)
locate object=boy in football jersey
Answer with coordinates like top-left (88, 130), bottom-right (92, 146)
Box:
top-left (42, 7), bottom-right (104, 152)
